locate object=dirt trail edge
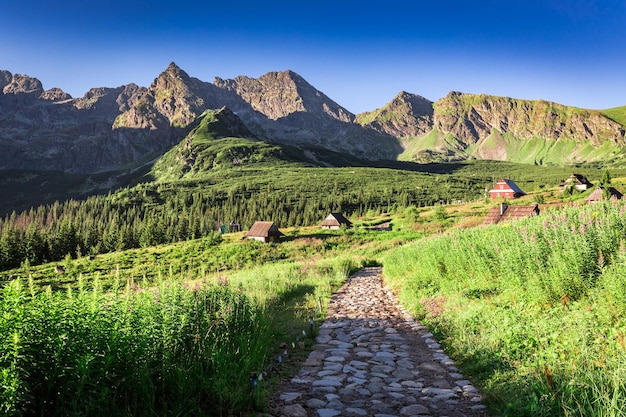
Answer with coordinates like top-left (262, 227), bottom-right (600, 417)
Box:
top-left (270, 266), bottom-right (489, 417)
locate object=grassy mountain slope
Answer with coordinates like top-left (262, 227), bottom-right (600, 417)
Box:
top-left (393, 93), bottom-right (626, 165)
top-left (602, 105), bottom-right (626, 126)
top-left (150, 108), bottom-right (302, 181)
top-left (398, 130), bottom-right (469, 163)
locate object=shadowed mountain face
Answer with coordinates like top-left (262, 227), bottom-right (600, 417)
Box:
top-left (0, 64), bottom-right (624, 174)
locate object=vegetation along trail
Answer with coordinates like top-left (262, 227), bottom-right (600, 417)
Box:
top-left (271, 267), bottom-right (488, 417)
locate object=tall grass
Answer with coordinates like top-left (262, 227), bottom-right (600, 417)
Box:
top-left (384, 201), bottom-right (626, 416)
top-left (0, 234), bottom-right (365, 416)
top-left (0, 276), bottom-right (270, 416)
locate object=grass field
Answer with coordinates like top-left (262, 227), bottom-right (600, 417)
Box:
top-left (0, 220), bottom-right (422, 416)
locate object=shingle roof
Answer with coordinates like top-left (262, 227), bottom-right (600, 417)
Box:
top-left (484, 203), bottom-right (539, 225)
top-left (245, 221), bottom-right (285, 238)
top-left (586, 187), bottom-right (623, 202)
top-left (321, 212), bottom-right (352, 227)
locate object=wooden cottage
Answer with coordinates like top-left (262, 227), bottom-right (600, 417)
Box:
top-left (561, 173), bottom-right (593, 192)
top-left (244, 221), bottom-right (285, 243)
top-left (586, 187), bottom-right (623, 203)
top-left (483, 203), bottom-right (540, 225)
top-left (320, 212), bottom-right (352, 230)
top-left (489, 178), bottom-right (526, 199)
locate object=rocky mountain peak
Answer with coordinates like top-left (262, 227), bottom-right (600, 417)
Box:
top-left (1, 63), bottom-right (625, 175)
top-left (163, 62), bottom-right (190, 81)
top-left (0, 70), bottom-right (12, 91)
top-left (214, 69), bottom-right (354, 123)
top-left (153, 62), bottom-right (194, 91)
top-left (40, 87), bottom-right (72, 101)
top-left (2, 73), bottom-right (44, 96)
top-left (355, 91), bottom-right (434, 138)
top-left (143, 63), bottom-right (212, 128)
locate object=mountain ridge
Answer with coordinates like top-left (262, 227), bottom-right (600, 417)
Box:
top-left (0, 63), bottom-right (625, 174)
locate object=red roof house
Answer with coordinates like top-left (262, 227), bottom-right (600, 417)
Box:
top-left (489, 178), bottom-right (526, 199)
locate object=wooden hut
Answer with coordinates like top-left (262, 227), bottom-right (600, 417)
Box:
top-left (244, 221), bottom-right (285, 243)
top-left (320, 212), bottom-right (352, 230)
top-left (489, 178), bottom-right (526, 199)
top-left (483, 203), bottom-right (540, 225)
top-left (586, 187), bottom-right (623, 203)
top-left (561, 173), bottom-right (593, 192)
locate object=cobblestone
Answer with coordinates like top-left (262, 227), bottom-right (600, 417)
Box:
top-left (272, 267), bottom-right (488, 417)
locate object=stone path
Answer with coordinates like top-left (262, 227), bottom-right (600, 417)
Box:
top-left (271, 267), bottom-right (488, 417)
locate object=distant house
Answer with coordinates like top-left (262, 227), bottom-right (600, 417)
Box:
top-left (561, 174), bottom-right (593, 192)
top-left (320, 212), bottom-right (352, 229)
top-left (489, 178), bottom-right (526, 199)
top-left (244, 221), bottom-right (285, 243)
top-left (586, 187), bottom-right (623, 203)
top-left (483, 203), bottom-right (540, 225)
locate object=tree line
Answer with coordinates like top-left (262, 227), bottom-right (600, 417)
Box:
top-left (0, 173), bottom-right (482, 272)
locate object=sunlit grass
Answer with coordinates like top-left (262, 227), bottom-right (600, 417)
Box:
top-left (384, 200), bottom-right (626, 416)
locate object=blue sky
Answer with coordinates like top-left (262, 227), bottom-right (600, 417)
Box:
top-left (2, 0), bottom-right (625, 113)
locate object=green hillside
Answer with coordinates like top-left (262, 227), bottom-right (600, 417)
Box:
top-left (398, 130), bottom-right (469, 163)
top-left (400, 128), bottom-right (626, 166)
top-left (602, 105), bottom-right (626, 126)
top-left (151, 109), bottom-right (302, 181)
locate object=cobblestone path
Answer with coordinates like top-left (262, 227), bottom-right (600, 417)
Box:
top-left (271, 267), bottom-right (488, 417)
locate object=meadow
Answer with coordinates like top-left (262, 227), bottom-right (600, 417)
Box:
top-left (0, 223), bottom-right (418, 416)
top-left (0, 160), bottom-right (591, 273)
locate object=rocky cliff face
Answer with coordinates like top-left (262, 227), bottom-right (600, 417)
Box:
top-left (389, 91), bottom-right (626, 163)
top-left (426, 92), bottom-right (626, 163)
top-left (212, 70), bottom-right (399, 159)
top-left (215, 70), bottom-right (353, 123)
top-left (0, 70), bottom-right (180, 173)
top-left (0, 63), bottom-right (401, 173)
top-left (433, 92), bottom-right (625, 146)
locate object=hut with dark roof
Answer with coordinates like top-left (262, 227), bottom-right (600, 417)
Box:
top-left (320, 213), bottom-right (352, 230)
top-left (483, 203), bottom-right (540, 225)
top-left (244, 221), bottom-right (285, 243)
top-left (561, 173), bottom-right (593, 192)
top-left (586, 187), bottom-right (623, 203)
